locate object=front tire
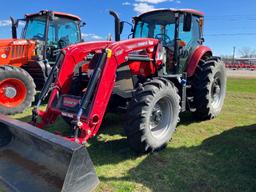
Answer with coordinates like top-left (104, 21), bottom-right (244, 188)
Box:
top-left (0, 66), bottom-right (36, 115)
top-left (124, 78), bottom-right (180, 153)
top-left (190, 57), bottom-right (226, 120)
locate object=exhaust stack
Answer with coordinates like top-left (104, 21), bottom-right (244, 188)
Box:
top-left (10, 17), bottom-right (17, 39)
top-left (109, 10), bottom-right (121, 41)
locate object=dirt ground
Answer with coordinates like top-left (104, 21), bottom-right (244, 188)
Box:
top-left (227, 69), bottom-right (256, 78)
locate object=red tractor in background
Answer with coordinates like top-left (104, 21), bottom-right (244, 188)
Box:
top-left (0, 9), bottom-right (226, 191)
top-left (0, 10), bottom-right (84, 115)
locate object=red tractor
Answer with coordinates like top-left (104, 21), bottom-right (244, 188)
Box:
top-left (0, 10), bottom-right (84, 115)
top-left (0, 9), bottom-right (226, 191)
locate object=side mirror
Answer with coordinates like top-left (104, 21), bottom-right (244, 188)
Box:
top-left (121, 21), bottom-right (135, 34)
top-left (183, 13), bottom-right (192, 32)
top-left (80, 22), bottom-right (86, 28)
top-left (131, 18), bottom-right (136, 33)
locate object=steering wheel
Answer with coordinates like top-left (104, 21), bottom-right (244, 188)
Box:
top-left (58, 39), bottom-right (68, 49)
top-left (32, 33), bottom-right (44, 40)
top-left (155, 34), bottom-right (172, 46)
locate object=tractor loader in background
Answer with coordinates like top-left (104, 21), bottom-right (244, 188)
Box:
top-left (0, 9), bottom-right (226, 191)
top-left (0, 10), bottom-right (84, 115)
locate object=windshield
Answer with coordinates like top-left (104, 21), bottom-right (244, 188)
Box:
top-left (24, 16), bottom-right (46, 40)
top-left (134, 11), bottom-right (176, 47)
top-left (48, 17), bottom-right (81, 47)
top-left (23, 16), bottom-right (81, 47)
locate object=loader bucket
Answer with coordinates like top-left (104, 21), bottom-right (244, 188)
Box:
top-left (0, 115), bottom-right (99, 192)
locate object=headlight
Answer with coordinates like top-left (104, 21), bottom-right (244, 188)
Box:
top-left (1, 53), bottom-right (7, 59)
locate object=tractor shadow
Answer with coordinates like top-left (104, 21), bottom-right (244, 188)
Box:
top-left (97, 111), bottom-right (199, 137)
top-left (14, 113), bottom-right (256, 191)
top-left (14, 107), bottom-right (198, 136)
top-left (88, 123), bottom-right (256, 192)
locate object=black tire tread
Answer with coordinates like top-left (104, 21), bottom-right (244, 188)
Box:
top-left (125, 77), bottom-right (180, 153)
top-left (190, 57), bottom-right (226, 120)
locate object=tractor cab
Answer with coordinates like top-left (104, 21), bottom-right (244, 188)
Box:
top-left (13, 10), bottom-right (83, 63)
top-left (133, 9), bottom-right (204, 74)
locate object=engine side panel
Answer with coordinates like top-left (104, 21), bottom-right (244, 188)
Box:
top-left (0, 39), bottom-right (35, 67)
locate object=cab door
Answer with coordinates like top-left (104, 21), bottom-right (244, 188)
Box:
top-left (178, 15), bottom-right (201, 73)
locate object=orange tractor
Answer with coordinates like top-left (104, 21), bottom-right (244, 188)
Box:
top-left (0, 10), bottom-right (84, 115)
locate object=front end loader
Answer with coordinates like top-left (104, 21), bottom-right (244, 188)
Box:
top-left (0, 8), bottom-right (226, 191)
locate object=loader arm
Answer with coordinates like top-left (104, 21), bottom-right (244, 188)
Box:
top-left (87, 38), bottom-right (160, 139)
top-left (33, 41), bottom-right (111, 126)
top-left (34, 38), bottom-right (160, 144)
top-left (0, 41), bottom-right (113, 192)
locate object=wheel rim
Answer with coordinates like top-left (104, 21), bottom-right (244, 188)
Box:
top-left (149, 97), bottom-right (172, 139)
top-left (211, 73), bottom-right (222, 109)
top-left (0, 78), bottom-right (27, 108)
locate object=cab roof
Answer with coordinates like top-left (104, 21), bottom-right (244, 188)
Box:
top-left (25, 10), bottom-right (81, 21)
top-left (138, 8), bottom-right (204, 18)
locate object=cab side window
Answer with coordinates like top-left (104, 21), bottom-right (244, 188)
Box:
top-left (178, 15), bottom-right (201, 73)
top-left (58, 22), bottom-right (79, 44)
top-left (179, 15), bottom-right (200, 48)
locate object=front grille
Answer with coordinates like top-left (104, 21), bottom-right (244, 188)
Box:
top-left (11, 45), bottom-right (27, 59)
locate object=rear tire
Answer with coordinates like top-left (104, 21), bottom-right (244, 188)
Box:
top-left (190, 57), bottom-right (226, 120)
top-left (0, 66), bottom-right (36, 115)
top-left (124, 78), bottom-right (180, 153)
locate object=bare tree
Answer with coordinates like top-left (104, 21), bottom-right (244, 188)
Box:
top-left (239, 47), bottom-right (256, 58)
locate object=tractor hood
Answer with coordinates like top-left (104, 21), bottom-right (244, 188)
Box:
top-left (0, 38), bottom-right (35, 47)
top-left (0, 39), bottom-right (36, 67)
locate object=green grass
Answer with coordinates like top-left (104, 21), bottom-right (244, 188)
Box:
top-left (11, 78), bottom-right (256, 192)
top-left (227, 78), bottom-right (256, 93)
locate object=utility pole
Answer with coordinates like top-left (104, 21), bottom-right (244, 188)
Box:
top-left (232, 46), bottom-right (236, 65)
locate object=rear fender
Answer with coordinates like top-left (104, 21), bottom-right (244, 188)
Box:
top-left (186, 46), bottom-right (212, 77)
